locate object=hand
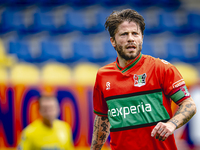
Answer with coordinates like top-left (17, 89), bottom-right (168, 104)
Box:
top-left (151, 122), bottom-right (176, 141)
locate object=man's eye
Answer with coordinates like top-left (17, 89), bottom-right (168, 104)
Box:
top-left (121, 33), bottom-right (127, 35)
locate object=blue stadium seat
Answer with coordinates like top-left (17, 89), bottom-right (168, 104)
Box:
top-left (0, 9), bottom-right (25, 33)
top-left (5, 0), bottom-right (38, 6)
top-left (103, 41), bottom-right (117, 61)
top-left (165, 40), bottom-right (186, 62)
top-left (60, 9), bottom-right (104, 34)
top-left (185, 43), bottom-right (200, 63)
top-left (38, 0), bottom-right (67, 6)
top-left (39, 40), bottom-right (64, 62)
top-left (160, 10), bottom-right (192, 35)
top-left (142, 10), bottom-right (163, 34)
top-left (157, 0), bottom-right (181, 9)
top-left (58, 10), bottom-right (81, 33)
top-left (65, 10), bottom-right (88, 33)
top-left (142, 42), bottom-right (156, 57)
top-left (9, 41), bottom-right (34, 62)
top-left (100, 0), bottom-right (127, 7)
top-left (28, 9), bottom-right (57, 33)
top-left (197, 43), bottom-right (200, 63)
top-left (0, 0), bottom-right (7, 5)
top-left (188, 11), bottom-right (200, 33)
top-left (72, 36), bottom-right (110, 63)
top-left (128, 0), bottom-right (158, 7)
top-left (95, 9), bottom-right (113, 33)
top-left (68, 0), bottom-right (97, 6)
top-left (72, 40), bottom-right (94, 62)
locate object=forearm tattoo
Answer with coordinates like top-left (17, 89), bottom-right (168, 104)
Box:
top-left (91, 116), bottom-right (110, 150)
top-left (169, 101), bottom-right (196, 129)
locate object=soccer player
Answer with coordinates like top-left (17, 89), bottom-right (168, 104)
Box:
top-left (18, 95), bottom-right (74, 150)
top-left (90, 9), bottom-right (196, 150)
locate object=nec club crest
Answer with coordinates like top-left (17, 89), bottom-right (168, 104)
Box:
top-left (133, 73), bottom-right (147, 87)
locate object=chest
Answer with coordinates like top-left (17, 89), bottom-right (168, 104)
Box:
top-left (101, 67), bottom-right (161, 99)
top-left (32, 127), bottom-right (69, 149)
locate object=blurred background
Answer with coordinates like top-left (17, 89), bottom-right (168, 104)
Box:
top-left (0, 0), bottom-right (200, 149)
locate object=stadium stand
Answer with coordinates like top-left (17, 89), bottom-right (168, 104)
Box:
top-left (165, 40), bottom-right (187, 62)
top-left (9, 40), bottom-right (34, 62)
top-left (174, 63), bottom-right (199, 87)
top-left (73, 63), bottom-right (100, 86)
top-left (159, 9), bottom-right (192, 35)
top-left (0, 0), bottom-right (199, 72)
top-left (0, 67), bottom-right (7, 83)
top-left (0, 38), bottom-right (15, 67)
top-left (10, 63), bottom-right (40, 85)
top-left (188, 11), bottom-right (200, 34)
top-left (39, 40), bottom-right (64, 62)
top-left (41, 63), bottom-right (72, 85)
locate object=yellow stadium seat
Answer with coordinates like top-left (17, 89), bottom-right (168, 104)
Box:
top-left (0, 67), bottom-right (8, 84)
top-left (0, 38), bottom-right (15, 67)
top-left (73, 63), bottom-right (100, 86)
top-left (41, 63), bottom-right (72, 86)
top-left (10, 63), bottom-right (40, 85)
top-left (174, 63), bottom-right (199, 87)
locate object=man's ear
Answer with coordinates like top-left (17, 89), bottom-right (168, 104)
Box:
top-left (142, 35), bottom-right (144, 44)
top-left (110, 37), bottom-right (116, 47)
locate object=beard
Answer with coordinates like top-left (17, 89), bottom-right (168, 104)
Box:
top-left (115, 42), bottom-right (142, 60)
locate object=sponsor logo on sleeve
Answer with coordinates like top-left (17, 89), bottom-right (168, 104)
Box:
top-left (172, 79), bottom-right (185, 88)
top-left (161, 59), bottom-right (170, 64)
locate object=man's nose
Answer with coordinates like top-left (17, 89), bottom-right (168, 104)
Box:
top-left (127, 34), bottom-right (134, 42)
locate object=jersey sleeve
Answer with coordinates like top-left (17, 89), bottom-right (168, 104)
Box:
top-left (160, 63), bottom-right (191, 104)
top-left (17, 130), bottom-right (33, 150)
top-left (93, 72), bottom-right (108, 117)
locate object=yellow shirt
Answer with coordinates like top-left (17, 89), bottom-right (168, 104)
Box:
top-left (18, 119), bottom-right (74, 150)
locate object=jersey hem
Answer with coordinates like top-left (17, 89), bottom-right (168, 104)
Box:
top-left (94, 110), bottom-right (108, 117)
top-left (110, 119), bottom-right (169, 132)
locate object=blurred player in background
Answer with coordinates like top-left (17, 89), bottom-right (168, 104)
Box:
top-left (18, 95), bottom-right (74, 150)
top-left (91, 9), bottom-right (196, 150)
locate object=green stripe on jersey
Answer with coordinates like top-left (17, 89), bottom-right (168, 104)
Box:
top-left (122, 54), bottom-right (142, 73)
top-left (94, 110), bottom-right (107, 116)
top-left (171, 86), bottom-right (189, 103)
top-left (116, 64), bottom-right (122, 70)
top-left (116, 53), bottom-right (142, 73)
top-left (106, 91), bottom-right (170, 130)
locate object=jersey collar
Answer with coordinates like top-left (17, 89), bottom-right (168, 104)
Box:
top-left (116, 53), bottom-right (142, 73)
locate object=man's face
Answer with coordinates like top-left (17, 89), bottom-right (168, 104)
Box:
top-left (39, 97), bottom-right (59, 122)
top-left (110, 21), bottom-right (143, 61)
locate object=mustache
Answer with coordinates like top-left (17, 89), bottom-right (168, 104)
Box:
top-left (125, 43), bottom-right (137, 48)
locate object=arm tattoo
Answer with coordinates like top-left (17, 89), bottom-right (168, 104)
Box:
top-left (168, 118), bottom-right (178, 128)
top-left (101, 122), bottom-right (108, 132)
top-left (91, 116), bottom-right (110, 150)
top-left (170, 101), bottom-right (196, 129)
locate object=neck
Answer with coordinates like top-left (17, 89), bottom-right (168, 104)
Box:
top-left (42, 118), bottom-right (54, 128)
top-left (117, 53), bottom-right (141, 68)
top-left (118, 57), bottom-right (134, 68)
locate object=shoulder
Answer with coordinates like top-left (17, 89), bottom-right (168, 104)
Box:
top-left (142, 54), bottom-right (174, 70)
top-left (97, 62), bottom-right (116, 76)
top-left (54, 120), bottom-right (72, 130)
top-left (22, 120), bottom-right (42, 137)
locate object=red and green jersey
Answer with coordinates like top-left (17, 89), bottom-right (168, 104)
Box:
top-left (93, 53), bottom-right (190, 150)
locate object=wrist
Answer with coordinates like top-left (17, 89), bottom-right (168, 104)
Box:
top-left (167, 120), bottom-right (178, 129)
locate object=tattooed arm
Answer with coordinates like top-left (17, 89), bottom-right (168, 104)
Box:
top-left (151, 97), bottom-right (196, 141)
top-left (90, 115), bottom-right (110, 150)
